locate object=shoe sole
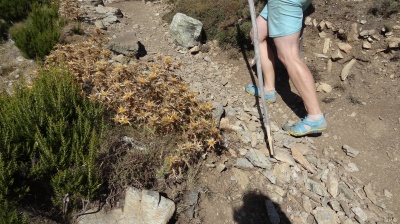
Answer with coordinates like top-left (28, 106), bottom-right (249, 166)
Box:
top-left (287, 127), bottom-right (326, 137)
top-left (245, 89), bottom-right (276, 104)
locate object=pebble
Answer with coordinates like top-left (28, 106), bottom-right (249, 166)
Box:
top-left (312, 207), bottom-right (340, 224)
top-left (245, 148), bottom-right (272, 169)
top-left (345, 163), bottom-right (359, 172)
top-left (351, 207), bottom-right (368, 223)
top-left (364, 183), bottom-right (378, 204)
top-left (342, 145), bottom-right (360, 158)
top-left (234, 158), bottom-right (254, 169)
top-left (384, 189), bottom-right (393, 198)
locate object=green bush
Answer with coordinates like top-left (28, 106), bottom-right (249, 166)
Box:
top-left (9, 3), bottom-right (66, 60)
top-left (0, 0), bottom-right (32, 22)
top-left (216, 21), bottom-right (252, 50)
top-left (370, 0), bottom-right (400, 18)
top-left (0, 68), bottom-right (105, 221)
top-left (163, 0), bottom-right (265, 48)
top-left (0, 19), bottom-right (7, 40)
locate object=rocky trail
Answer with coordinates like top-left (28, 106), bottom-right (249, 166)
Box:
top-left (1, 0), bottom-right (399, 223)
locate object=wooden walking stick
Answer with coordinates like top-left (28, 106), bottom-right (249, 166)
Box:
top-left (247, 0), bottom-right (275, 156)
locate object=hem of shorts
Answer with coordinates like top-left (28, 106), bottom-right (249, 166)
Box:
top-left (269, 27), bottom-right (302, 38)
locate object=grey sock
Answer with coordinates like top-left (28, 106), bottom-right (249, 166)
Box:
top-left (264, 88), bottom-right (276, 95)
top-left (306, 113), bottom-right (324, 122)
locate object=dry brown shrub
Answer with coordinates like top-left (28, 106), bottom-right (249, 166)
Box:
top-left (45, 33), bottom-right (221, 178)
top-left (59, 0), bottom-right (85, 21)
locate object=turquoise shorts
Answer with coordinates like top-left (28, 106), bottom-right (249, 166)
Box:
top-left (260, 0), bottom-right (311, 37)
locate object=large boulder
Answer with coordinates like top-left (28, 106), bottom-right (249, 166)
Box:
top-left (169, 13), bottom-right (203, 48)
top-left (77, 187), bottom-right (175, 224)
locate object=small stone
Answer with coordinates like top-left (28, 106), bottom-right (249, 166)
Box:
top-left (323, 38), bottom-right (331, 54)
top-left (338, 42), bottom-right (353, 54)
top-left (312, 19), bottom-right (318, 27)
top-left (272, 185), bottom-right (286, 197)
top-left (273, 163), bottom-right (293, 185)
top-left (345, 163), bottom-right (359, 172)
top-left (312, 207), bottom-right (340, 224)
top-left (332, 49), bottom-right (344, 60)
top-left (347, 23), bottom-right (359, 42)
top-left (95, 20), bottom-right (107, 30)
top-left (236, 129), bottom-right (251, 144)
top-left (360, 19), bottom-right (367, 24)
top-left (293, 143), bottom-right (312, 155)
top-left (238, 148), bottom-right (248, 156)
top-left (351, 207), bottom-right (368, 223)
top-left (189, 45), bottom-right (200, 54)
top-left (362, 41), bottom-right (372, 49)
top-left (327, 59), bottom-right (332, 73)
top-left (385, 31), bottom-right (393, 37)
top-left (318, 20), bottom-right (326, 31)
top-left (291, 146), bottom-right (317, 173)
top-left (340, 200), bottom-right (352, 217)
top-left (343, 218), bottom-right (354, 224)
top-left (216, 163), bottom-right (226, 172)
top-left (364, 183), bottom-right (378, 204)
top-left (305, 178), bottom-right (328, 197)
top-left (261, 170), bottom-right (277, 184)
top-left (317, 82), bottom-right (333, 93)
top-left (342, 145), bottom-right (360, 157)
top-left (319, 31), bottom-right (327, 38)
top-left (304, 16), bottom-right (312, 26)
top-left (234, 158), bottom-right (254, 169)
top-left (274, 148), bottom-right (296, 166)
top-left (340, 184), bottom-right (355, 201)
top-left (325, 21), bottom-right (333, 29)
top-left (302, 196), bottom-right (313, 213)
top-left (387, 37), bottom-right (400, 49)
top-left (245, 148), bottom-right (272, 169)
top-left (359, 29), bottom-right (376, 37)
top-left (384, 189), bottom-right (393, 198)
top-left (341, 59), bottom-right (357, 81)
top-left (328, 200), bottom-right (342, 212)
top-left (327, 172), bottom-right (339, 198)
top-left (314, 53), bottom-right (329, 58)
top-left (219, 118), bottom-right (230, 129)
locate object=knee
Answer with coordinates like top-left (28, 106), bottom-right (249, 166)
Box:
top-left (277, 52), bottom-right (299, 66)
top-left (250, 27), bottom-right (266, 43)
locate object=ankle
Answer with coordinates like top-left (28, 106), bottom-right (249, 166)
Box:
top-left (264, 88), bottom-right (276, 95)
top-left (306, 113), bottom-right (324, 122)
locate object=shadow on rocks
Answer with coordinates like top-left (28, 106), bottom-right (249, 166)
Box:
top-left (233, 190), bottom-right (290, 224)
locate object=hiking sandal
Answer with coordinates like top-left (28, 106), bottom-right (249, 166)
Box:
top-left (245, 84), bottom-right (276, 103)
top-left (283, 116), bottom-right (327, 137)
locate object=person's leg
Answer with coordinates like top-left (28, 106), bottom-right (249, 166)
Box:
top-left (273, 31), bottom-right (326, 136)
top-left (273, 31), bottom-right (321, 115)
top-left (250, 16), bottom-right (275, 91)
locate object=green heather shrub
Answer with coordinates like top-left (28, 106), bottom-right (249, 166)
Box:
top-left (0, 68), bottom-right (105, 220)
top-left (216, 21), bottom-right (252, 50)
top-left (163, 0), bottom-right (265, 48)
top-left (9, 3), bottom-right (65, 60)
top-left (0, 19), bottom-right (7, 40)
top-left (0, 0), bottom-right (32, 22)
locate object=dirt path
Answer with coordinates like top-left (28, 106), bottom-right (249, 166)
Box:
top-left (1, 0), bottom-right (398, 222)
top-left (103, 0), bottom-right (400, 222)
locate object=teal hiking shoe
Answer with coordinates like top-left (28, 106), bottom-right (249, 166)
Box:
top-left (283, 115), bottom-right (327, 137)
top-left (245, 84), bottom-right (276, 103)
